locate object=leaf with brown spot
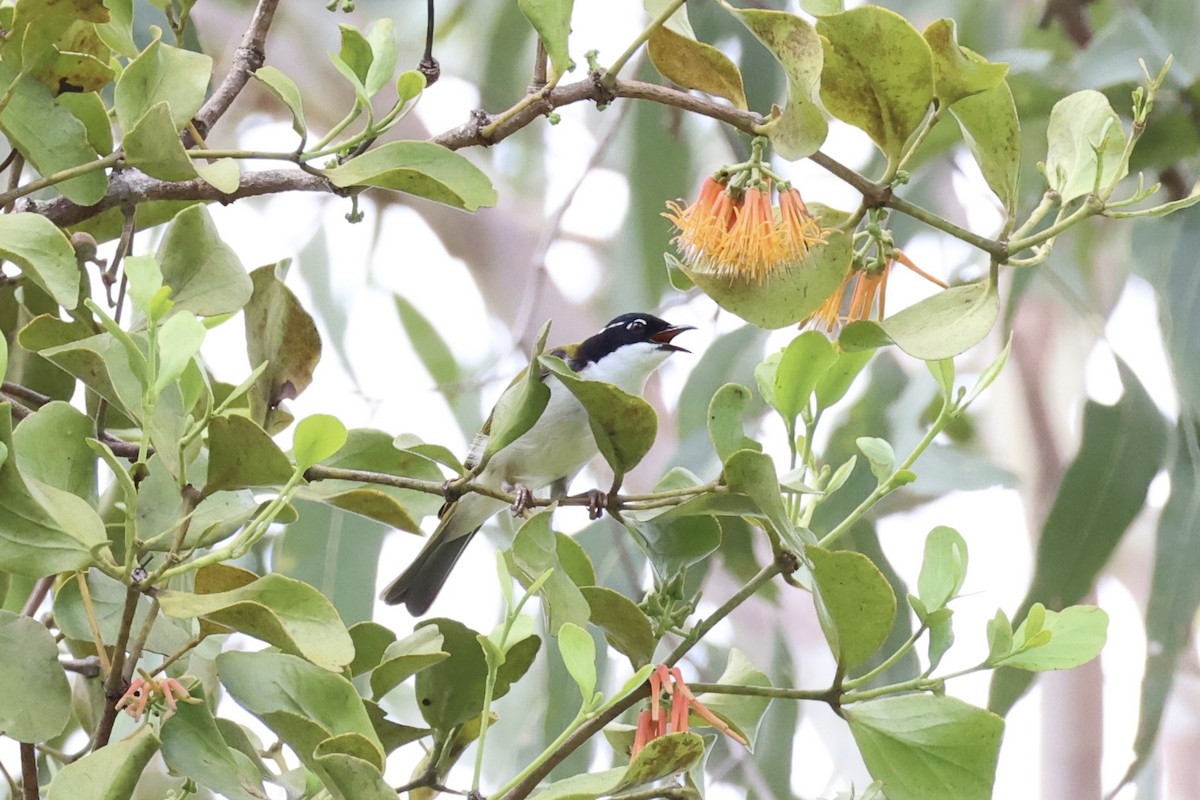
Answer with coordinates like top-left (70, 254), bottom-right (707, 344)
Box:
top-left (244, 265), bottom-right (322, 432)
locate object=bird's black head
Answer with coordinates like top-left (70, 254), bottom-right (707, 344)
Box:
top-left (573, 313), bottom-right (694, 367)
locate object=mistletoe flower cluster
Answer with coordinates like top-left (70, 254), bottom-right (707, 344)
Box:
top-left (805, 249), bottom-right (948, 331)
top-left (664, 175), bottom-right (826, 282)
top-left (631, 665), bottom-right (748, 759)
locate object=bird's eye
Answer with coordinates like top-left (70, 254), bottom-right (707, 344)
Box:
top-left (627, 319), bottom-right (646, 331)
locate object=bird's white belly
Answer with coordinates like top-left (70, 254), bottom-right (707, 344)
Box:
top-left (482, 383), bottom-right (596, 490)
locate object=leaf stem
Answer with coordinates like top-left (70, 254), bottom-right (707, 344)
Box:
top-left (604, 0), bottom-right (687, 85)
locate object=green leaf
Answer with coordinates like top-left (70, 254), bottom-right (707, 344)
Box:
top-left (518, 0), bottom-right (575, 77)
top-left (122, 101), bottom-right (202, 182)
top-left (817, 7), bottom-right (934, 161)
top-left (114, 32), bottom-right (213, 131)
top-left (47, 725), bottom-right (160, 800)
top-left (986, 609), bottom-right (1013, 663)
top-left (253, 66), bottom-right (306, 139)
top-left (154, 311), bottom-right (206, 393)
top-left (322, 141), bottom-right (498, 211)
top-left (558, 622), bottom-right (597, 702)
top-left (540, 355), bottom-right (658, 482)
top-left (159, 572), bottom-right (355, 671)
top-left (369, 624), bottom-right (449, 699)
top-left (1044, 89), bottom-right (1127, 203)
top-left (673, 229), bottom-right (851, 328)
top-left (217, 650), bottom-right (384, 774)
top-left (157, 205), bottom-right (254, 318)
top-left (59, 90), bottom-right (115, 155)
top-left (13, 401), bottom-right (95, 501)
top-left (0, 64), bottom-right (107, 205)
top-left (0, 610), bottom-right (71, 741)
top-left (917, 526), bottom-right (968, 611)
top-left (55, 569), bottom-right (191, 655)
top-left (581, 586), bottom-right (657, 669)
top-left (856, 436), bottom-right (894, 484)
top-left (481, 321), bottom-right (551, 463)
top-left (814, 348), bottom-right (874, 411)
top-left (0, 405), bottom-right (108, 577)
top-left (394, 294), bottom-right (460, 390)
top-left (989, 361), bottom-right (1166, 714)
top-left (0, 213), bottom-right (79, 308)
top-left (646, 1), bottom-right (746, 109)
top-left (880, 281), bottom-right (999, 360)
top-left (347, 621), bottom-right (396, 677)
top-left (723, 449), bottom-right (803, 548)
top-left (160, 689), bottom-right (267, 800)
top-left (994, 604), bottom-right (1108, 671)
top-left (294, 429), bottom-right (443, 531)
top-left (414, 618), bottom-right (540, 732)
top-left (808, 546), bottom-right (896, 669)
top-left (949, 81), bottom-right (1020, 216)
top-left (244, 264), bottom-right (321, 432)
top-left (509, 510), bottom-right (591, 633)
top-left (694, 649), bottom-right (772, 749)
top-left (922, 19), bottom-right (1008, 108)
top-left (529, 732), bottom-right (706, 800)
top-left (363, 19), bottom-right (397, 97)
top-left (312, 750), bottom-right (396, 800)
top-left (204, 414), bottom-right (294, 493)
top-left (624, 512), bottom-right (722, 577)
top-left (293, 414), bottom-right (348, 470)
top-left (336, 24), bottom-right (373, 86)
top-left (707, 383), bottom-right (762, 463)
top-left (720, 2), bottom-right (827, 159)
top-left (771, 331), bottom-right (838, 426)
top-left (845, 694), bottom-right (1003, 800)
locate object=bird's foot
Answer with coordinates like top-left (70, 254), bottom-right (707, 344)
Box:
top-left (580, 488), bottom-right (607, 520)
top-left (510, 484), bottom-right (535, 517)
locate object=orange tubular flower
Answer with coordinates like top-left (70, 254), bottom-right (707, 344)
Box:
top-left (803, 248), bottom-right (948, 332)
top-left (665, 177), bottom-right (828, 283)
top-left (629, 664), bottom-right (749, 760)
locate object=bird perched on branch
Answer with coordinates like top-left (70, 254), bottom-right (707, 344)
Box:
top-left (381, 312), bottom-right (693, 615)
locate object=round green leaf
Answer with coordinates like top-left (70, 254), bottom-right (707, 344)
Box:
top-left (160, 690), bottom-right (266, 800)
top-left (879, 280), bottom-right (999, 360)
top-left (205, 414), bottom-right (294, 493)
top-left (707, 383), bottom-right (763, 463)
top-left (322, 141), bottom-right (498, 211)
top-left (808, 546), bottom-right (897, 669)
top-left (558, 622), bottom-right (597, 702)
top-left (114, 34), bottom-right (213, 132)
top-left (995, 605), bottom-right (1109, 671)
top-left (294, 414), bottom-right (348, 470)
top-left (369, 625), bottom-right (449, 699)
top-left (675, 228), bottom-right (851, 328)
top-left (47, 725), bottom-right (160, 800)
top-left (693, 648), bottom-right (772, 750)
top-left (0, 212), bottom-right (79, 308)
top-left (1045, 90), bottom-right (1127, 203)
top-left (771, 331), bottom-right (838, 426)
top-left (845, 694), bottom-right (1003, 800)
top-left (0, 611), bottom-right (71, 742)
top-left (581, 586), bottom-right (657, 669)
top-left (159, 572), bottom-right (355, 670)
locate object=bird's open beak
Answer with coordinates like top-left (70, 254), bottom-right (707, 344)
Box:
top-left (651, 324), bottom-right (695, 353)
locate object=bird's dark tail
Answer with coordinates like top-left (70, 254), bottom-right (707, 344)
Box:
top-left (380, 528), bottom-right (478, 615)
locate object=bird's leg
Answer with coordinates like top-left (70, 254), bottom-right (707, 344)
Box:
top-left (581, 488), bottom-right (607, 520)
top-left (510, 484), bottom-right (536, 517)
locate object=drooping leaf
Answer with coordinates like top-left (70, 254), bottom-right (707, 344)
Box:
top-left (845, 694), bottom-right (1003, 800)
top-left (917, 526), bottom-right (968, 612)
top-left (322, 141), bottom-right (498, 211)
top-left (0, 213), bottom-right (80, 308)
top-left (558, 622), bottom-right (597, 702)
top-left (253, 66), bottom-right (307, 139)
top-left (161, 689), bottom-right (268, 800)
top-left (47, 725), bottom-right (160, 800)
top-left (369, 624), bottom-right (449, 699)
top-left (159, 572), bottom-right (355, 671)
top-left (0, 64), bottom-right (107, 205)
top-left (808, 546), bottom-right (897, 669)
top-left (922, 19), bottom-right (1008, 108)
top-left (879, 281), bottom-right (999, 360)
top-left (723, 449), bottom-right (803, 549)
top-left (581, 585), bottom-right (657, 669)
top-left (204, 414), bottom-right (294, 494)
top-left (518, 0), bottom-right (575, 77)
top-left (674, 229), bottom-right (851, 328)
top-left (707, 383), bottom-right (763, 463)
top-left (157, 205), bottom-right (254, 317)
top-left (540, 355), bottom-right (658, 482)
top-left (770, 331), bottom-right (839, 428)
top-left (114, 33), bottom-right (212, 131)
top-left (508, 510), bottom-right (591, 633)
top-left (0, 610), bottom-right (71, 742)
top-left (817, 7), bottom-right (934, 162)
top-left (244, 264), bottom-right (321, 432)
top-left (720, 2), bottom-right (827, 158)
top-left (647, 1), bottom-right (746, 109)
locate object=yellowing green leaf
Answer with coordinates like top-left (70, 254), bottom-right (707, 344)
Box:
top-left (923, 19), bottom-right (1008, 108)
top-left (648, 26), bottom-right (747, 110)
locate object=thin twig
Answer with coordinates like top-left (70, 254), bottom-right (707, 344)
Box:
top-left (92, 587), bottom-right (140, 750)
top-left (192, 0), bottom-right (281, 139)
top-left (19, 744), bottom-right (37, 800)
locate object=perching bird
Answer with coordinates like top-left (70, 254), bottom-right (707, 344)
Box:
top-left (381, 312), bottom-right (693, 615)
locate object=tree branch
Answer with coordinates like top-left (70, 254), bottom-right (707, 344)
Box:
top-left (193, 0), bottom-right (281, 138)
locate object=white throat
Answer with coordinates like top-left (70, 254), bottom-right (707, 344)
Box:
top-left (577, 342), bottom-right (672, 394)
